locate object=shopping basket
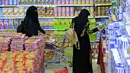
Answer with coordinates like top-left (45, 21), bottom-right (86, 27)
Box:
top-left (45, 32), bottom-right (72, 68)
top-left (54, 68), bottom-right (68, 73)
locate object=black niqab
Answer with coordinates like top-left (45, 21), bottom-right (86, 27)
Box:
top-left (72, 9), bottom-right (90, 36)
top-left (17, 6), bottom-right (46, 37)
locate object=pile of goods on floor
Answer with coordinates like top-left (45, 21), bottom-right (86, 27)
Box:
top-left (0, 32), bottom-right (45, 73)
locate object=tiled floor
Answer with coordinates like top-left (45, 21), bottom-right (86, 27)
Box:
top-left (45, 59), bottom-right (101, 73)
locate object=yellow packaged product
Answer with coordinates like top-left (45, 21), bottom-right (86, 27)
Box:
top-left (13, 8), bottom-right (19, 16)
top-left (8, 8), bottom-right (14, 16)
top-left (16, 62), bottom-right (23, 67)
top-left (18, 71), bottom-right (26, 73)
top-left (2, 8), bottom-right (8, 16)
top-left (19, 7), bottom-right (25, 17)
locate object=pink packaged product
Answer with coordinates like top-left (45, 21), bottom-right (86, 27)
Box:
top-left (57, 7), bottom-right (62, 16)
top-left (66, 0), bottom-right (70, 4)
top-left (0, 19), bottom-right (3, 29)
top-left (54, 7), bottom-right (58, 16)
top-left (62, 7), bottom-right (66, 16)
top-left (57, 0), bottom-right (62, 4)
top-left (62, 0), bottom-right (65, 4)
top-left (0, 37), bottom-right (11, 53)
top-left (54, 0), bottom-right (58, 4)
top-left (66, 7), bottom-right (70, 16)
top-left (70, 7), bottom-right (74, 16)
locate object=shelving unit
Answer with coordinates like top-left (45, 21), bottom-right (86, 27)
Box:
top-left (95, 4), bottom-right (112, 6)
top-left (55, 4), bottom-right (93, 7)
top-left (95, 16), bottom-right (109, 18)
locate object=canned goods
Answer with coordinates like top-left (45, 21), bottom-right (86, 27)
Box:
top-left (62, 7), bottom-right (66, 16)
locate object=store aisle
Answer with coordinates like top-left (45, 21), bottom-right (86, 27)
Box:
top-left (45, 59), bottom-right (101, 73)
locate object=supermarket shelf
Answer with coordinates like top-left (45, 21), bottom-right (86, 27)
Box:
top-left (90, 40), bottom-right (99, 43)
top-left (95, 16), bottom-right (109, 18)
top-left (44, 29), bottom-right (55, 31)
top-left (0, 29), bottom-right (16, 32)
top-left (55, 16), bottom-right (75, 18)
top-left (0, 4), bottom-right (93, 7)
top-left (95, 4), bottom-right (112, 6)
top-left (44, 29), bottom-right (66, 31)
top-left (0, 16), bottom-right (95, 19)
top-left (0, 16), bottom-right (55, 19)
top-left (0, 5), bottom-right (55, 7)
top-left (56, 4), bottom-right (93, 6)
top-left (55, 16), bottom-right (94, 18)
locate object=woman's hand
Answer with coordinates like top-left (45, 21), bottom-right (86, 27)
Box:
top-left (97, 25), bottom-right (103, 30)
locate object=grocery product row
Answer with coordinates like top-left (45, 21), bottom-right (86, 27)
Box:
top-left (0, 6), bottom-right (95, 17)
top-left (0, 0), bottom-right (112, 5)
top-left (0, 32), bottom-right (45, 72)
top-left (95, 6), bottom-right (109, 16)
top-left (106, 0), bottom-right (130, 73)
top-left (0, 6), bottom-right (111, 18)
top-left (0, 19), bottom-right (71, 30)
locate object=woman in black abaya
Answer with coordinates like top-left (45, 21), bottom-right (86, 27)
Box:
top-left (72, 9), bottom-right (102, 73)
top-left (17, 6), bottom-right (46, 37)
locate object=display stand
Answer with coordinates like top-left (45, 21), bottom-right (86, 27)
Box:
top-left (97, 35), bottom-right (105, 73)
top-left (38, 56), bottom-right (44, 73)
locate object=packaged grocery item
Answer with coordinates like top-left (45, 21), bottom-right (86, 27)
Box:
top-left (78, 0), bottom-right (81, 4)
top-left (62, 7), bottom-right (66, 16)
top-left (3, 19), bottom-right (9, 29)
top-left (57, 7), bottom-right (62, 16)
top-left (70, 7), bottom-right (74, 16)
top-left (2, 8), bottom-right (8, 16)
top-left (58, 0), bottom-right (62, 4)
top-left (62, 0), bottom-right (65, 4)
top-left (54, 0), bottom-right (57, 4)
top-left (4, 0), bottom-right (9, 5)
top-left (0, 19), bottom-right (3, 29)
top-left (74, 0), bottom-right (77, 4)
top-left (8, 8), bottom-right (14, 16)
top-left (66, 7), bottom-right (70, 16)
top-left (70, 0), bottom-right (73, 4)
top-left (54, 7), bottom-right (58, 16)
top-left (0, 0), bottom-right (2, 5)
top-left (86, 0), bottom-right (90, 4)
top-left (13, 19), bottom-right (18, 29)
top-left (82, 0), bottom-right (85, 4)
top-left (66, 0), bottom-right (70, 4)
top-left (19, 7), bottom-right (24, 17)
top-left (90, 0), bottom-right (93, 4)
top-left (14, 8), bottom-right (19, 16)
top-left (9, 19), bottom-right (13, 29)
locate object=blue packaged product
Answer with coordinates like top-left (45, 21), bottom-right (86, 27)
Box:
top-left (0, 0), bottom-right (2, 5)
top-left (0, 19), bottom-right (3, 29)
top-left (96, 31), bottom-right (100, 40)
top-left (9, 19), bottom-right (13, 29)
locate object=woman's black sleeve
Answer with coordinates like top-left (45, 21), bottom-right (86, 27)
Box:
top-left (91, 28), bottom-right (99, 33)
top-left (37, 22), bottom-right (46, 34)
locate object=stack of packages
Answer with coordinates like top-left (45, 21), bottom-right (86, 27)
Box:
top-left (10, 33), bottom-right (26, 52)
top-left (24, 36), bottom-right (45, 72)
top-left (0, 51), bottom-right (42, 72)
top-left (0, 32), bottom-right (45, 73)
top-left (0, 37), bottom-right (11, 53)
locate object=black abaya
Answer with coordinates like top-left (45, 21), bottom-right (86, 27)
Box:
top-left (17, 6), bottom-right (45, 37)
top-left (72, 16), bottom-right (98, 73)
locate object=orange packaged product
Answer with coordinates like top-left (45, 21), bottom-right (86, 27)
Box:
top-left (18, 71), bottom-right (26, 73)
top-left (25, 60), bottom-right (35, 71)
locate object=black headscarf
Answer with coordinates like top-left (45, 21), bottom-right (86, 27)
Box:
top-left (73, 9), bottom-right (90, 36)
top-left (78, 9), bottom-right (90, 18)
top-left (25, 6), bottom-right (38, 21)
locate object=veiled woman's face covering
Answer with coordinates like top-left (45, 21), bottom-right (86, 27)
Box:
top-left (78, 9), bottom-right (90, 18)
top-left (26, 6), bottom-right (38, 18)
